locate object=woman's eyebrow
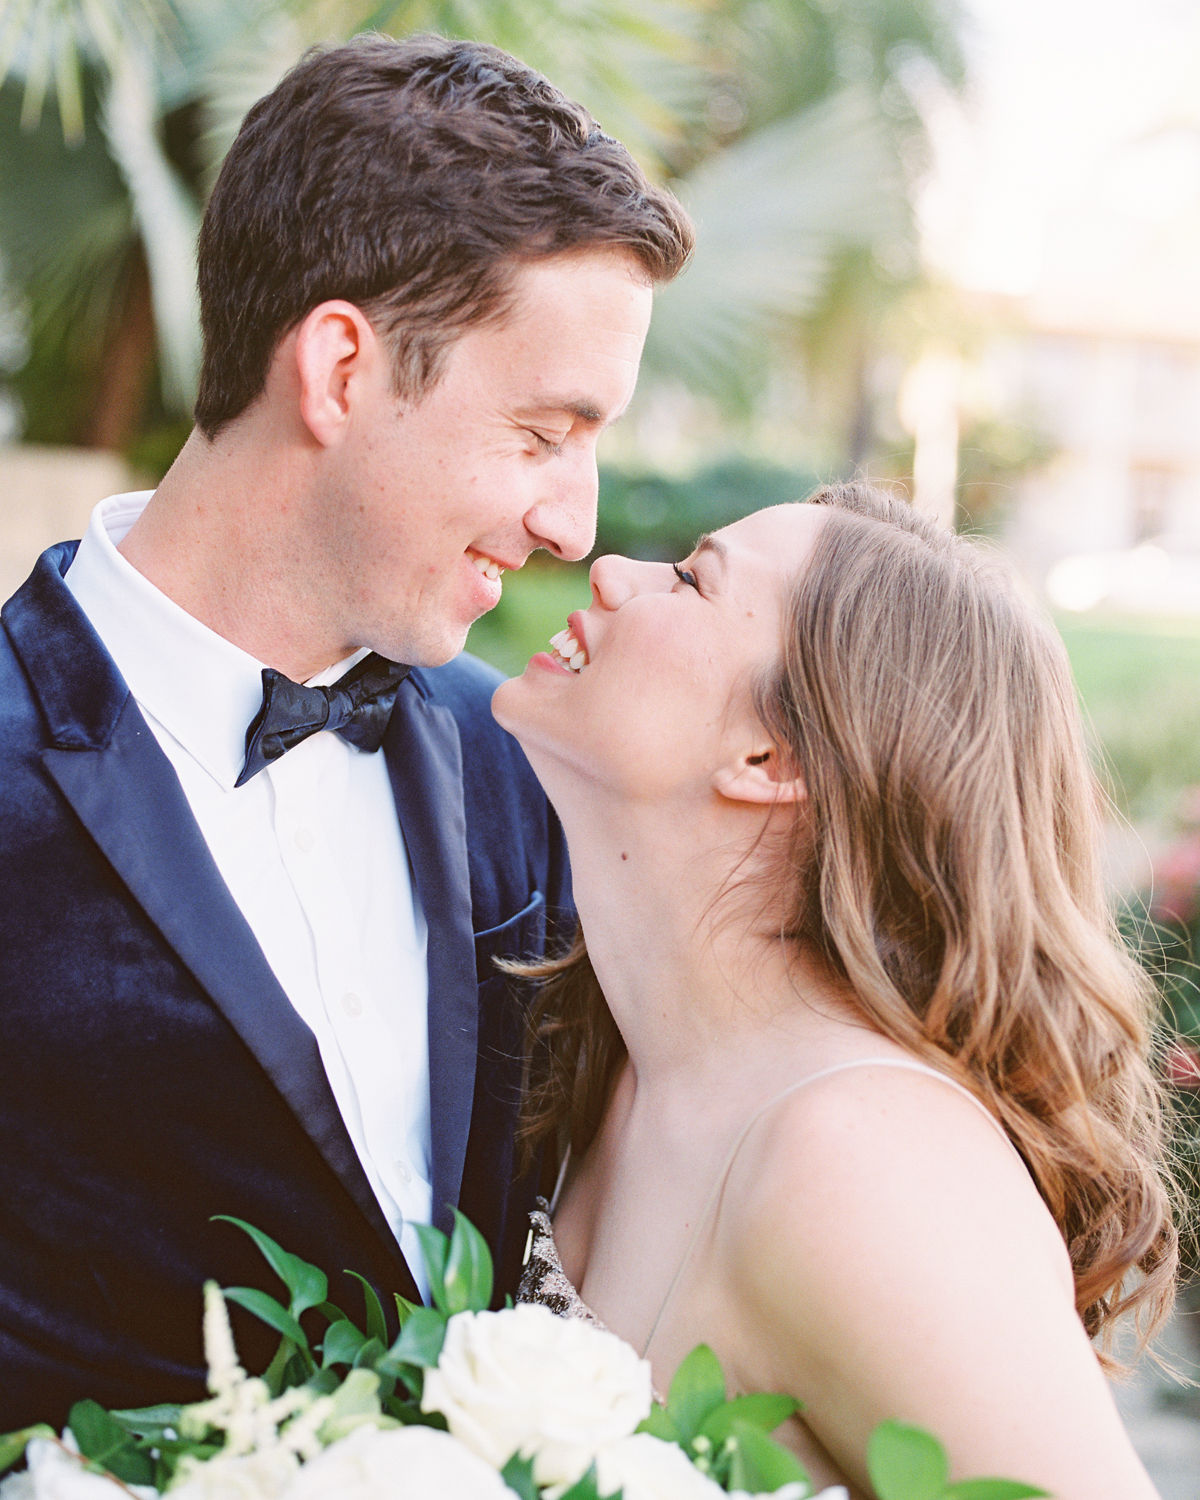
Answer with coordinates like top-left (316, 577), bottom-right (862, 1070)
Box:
top-left (692, 534), bottom-right (729, 570)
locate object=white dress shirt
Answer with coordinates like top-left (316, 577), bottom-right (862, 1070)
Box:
top-left (65, 491), bottom-right (432, 1299)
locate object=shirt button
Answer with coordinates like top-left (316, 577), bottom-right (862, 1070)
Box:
top-left (294, 827), bottom-right (315, 853)
top-left (394, 1159), bottom-right (412, 1185)
top-left (341, 991), bottom-right (363, 1018)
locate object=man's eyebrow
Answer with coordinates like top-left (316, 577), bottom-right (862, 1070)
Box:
top-left (516, 397), bottom-right (609, 426)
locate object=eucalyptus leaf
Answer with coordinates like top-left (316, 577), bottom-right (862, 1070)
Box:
top-left (867, 1422), bottom-right (949, 1500)
top-left (444, 1207), bottom-right (494, 1313)
top-left (0, 1425), bottom-right (55, 1475)
top-left (213, 1215), bottom-right (328, 1317)
top-left (222, 1286), bottom-right (308, 1350)
top-left (500, 1449), bottom-right (539, 1500)
top-left (944, 1482), bottom-right (1049, 1499)
top-left (666, 1344), bottom-right (726, 1443)
top-left (321, 1318), bottom-right (367, 1369)
top-left (700, 1392), bottom-right (799, 1444)
top-left (725, 1419), bottom-right (813, 1494)
top-left (345, 1269), bottom-right (389, 1345)
top-left (413, 1223), bottom-right (450, 1314)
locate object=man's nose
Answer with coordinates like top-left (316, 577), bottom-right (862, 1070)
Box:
top-left (588, 553), bottom-right (670, 610)
top-left (525, 449), bottom-right (599, 562)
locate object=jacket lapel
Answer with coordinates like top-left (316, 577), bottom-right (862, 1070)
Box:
top-left (384, 679), bottom-right (479, 1236)
top-left (3, 548), bottom-right (409, 1274)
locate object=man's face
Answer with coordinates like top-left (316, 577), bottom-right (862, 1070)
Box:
top-left (320, 249), bottom-right (654, 667)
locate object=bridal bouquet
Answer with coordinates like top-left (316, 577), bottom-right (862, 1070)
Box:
top-left (0, 1214), bottom-right (1044, 1500)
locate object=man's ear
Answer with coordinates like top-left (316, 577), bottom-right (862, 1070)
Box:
top-left (293, 300), bottom-right (380, 447)
top-left (712, 745), bottom-right (806, 805)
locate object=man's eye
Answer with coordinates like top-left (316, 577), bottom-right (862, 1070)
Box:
top-left (672, 563), bottom-right (699, 589)
top-left (530, 431), bottom-right (564, 456)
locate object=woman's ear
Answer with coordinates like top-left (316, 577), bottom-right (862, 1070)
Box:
top-left (293, 300), bottom-right (379, 446)
top-left (713, 745), bottom-right (806, 805)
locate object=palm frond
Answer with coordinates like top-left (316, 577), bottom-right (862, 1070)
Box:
top-left (643, 85), bottom-right (907, 406)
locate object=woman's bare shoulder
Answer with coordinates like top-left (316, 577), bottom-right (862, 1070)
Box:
top-left (723, 1057), bottom-right (1074, 1317)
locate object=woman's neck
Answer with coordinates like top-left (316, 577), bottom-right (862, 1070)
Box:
top-left (560, 790), bottom-right (830, 1091)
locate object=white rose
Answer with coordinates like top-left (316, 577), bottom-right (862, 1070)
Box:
top-left (168, 1446), bottom-right (299, 1499)
top-left (420, 1303), bottom-right (653, 1487)
top-left (281, 1423), bottom-right (511, 1499)
top-left (591, 1433), bottom-right (726, 1500)
top-left (0, 1438), bottom-right (155, 1500)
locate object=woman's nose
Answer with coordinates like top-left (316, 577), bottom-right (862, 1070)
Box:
top-left (588, 554), bottom-right (671, 610)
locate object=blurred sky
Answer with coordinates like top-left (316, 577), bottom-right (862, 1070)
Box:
top-left (917, 0), bottom-right (1200, 338)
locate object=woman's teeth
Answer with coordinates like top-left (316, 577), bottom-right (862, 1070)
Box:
top-left (471, 553), bottom-right (503, 582)
top-left (548, 628), bottom-right (589, 673)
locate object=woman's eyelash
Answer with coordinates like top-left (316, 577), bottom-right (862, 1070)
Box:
top-left (672, 563), bottom-right (699, 589)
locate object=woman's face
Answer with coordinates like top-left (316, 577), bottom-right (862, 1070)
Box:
top-left (492, 503), bottom-right (825, 802)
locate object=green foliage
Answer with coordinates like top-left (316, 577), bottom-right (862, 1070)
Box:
top-left (501, 1450), bottom-right (540, 1499)
top-left (0, 1425), bottom-right (55, 1476)
top-left (636, 1343), bottom-right (807, 1492)
top-left (868, 1422), bottom-right (1046, 1500)
top-left (0, 1213), bottom-right (1049, 1498)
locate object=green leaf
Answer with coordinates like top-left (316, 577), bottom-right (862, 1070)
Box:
top-left (108, 1405), bottom-right (183, 1442)
top-left (700, 1392), bottom-right (799, 1444)
top-left (322, 1319), bottom-right (367, 1369)
top-left (414, 1223), bottom-right (450, 1314)
top-left (636, 1404), bottom-right (680, 1443)
top-left (212, 1216), bottom-right (328, 1317)
top-left (344, 1270), bottom-right (389, 1345)
top-left (394, 1293), bottom-right (419, 1328)
top-left (222, 1286), bottom-right (309, 1350)
top-left (945, 1482), bottom-right (1049, 1499)
top-left (556, 1462), bottom-right (620, 1500)
top-left (383, 1306), bottom-right (447, 1370)
top-left (318, 1369), bottom-right (397, 1444)
top-left (666, 1345), bottom-right (726, 1443)
top-left (868, 1421), bottom-right (950, 1500)
top-left (315, 1300), bottom-right (350, 1326)
top-left (354, 1337), bottom-right (387, 1370)
top-left (262, 1336), bottom-right (297, 1397)
top-left (725, 1420), bottom-right (813, 1494)
top-left (500, 1450), bottom-right (539, 1500)
top-left (444, 1208), bottom-right (495, 1313)
top-left (68, 1401), bottom-right (154, 1485)
top-left (0, 1425), bottom-right (55, 1475)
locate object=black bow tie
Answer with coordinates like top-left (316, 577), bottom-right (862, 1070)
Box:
top-left (236, 652), bottom-right (411, 787)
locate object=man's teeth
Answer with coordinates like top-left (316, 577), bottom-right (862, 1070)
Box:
top-left (471, 553), bottom-right (503, 582)
top-left (548, 628), bottom-right (589, 673)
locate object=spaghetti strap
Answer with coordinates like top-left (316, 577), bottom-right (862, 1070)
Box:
top-left (639, 1056), bottom-right (1022, 1358)
top-left (548, 1143), bottom-right (573, 1215)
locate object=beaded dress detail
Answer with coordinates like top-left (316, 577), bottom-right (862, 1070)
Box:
top-left (517, 1197), bottom-right (607, 1329)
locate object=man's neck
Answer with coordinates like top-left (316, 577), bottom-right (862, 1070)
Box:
top-left (118, 426), bottom-right (350, 681)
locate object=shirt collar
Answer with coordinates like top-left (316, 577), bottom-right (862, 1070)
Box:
top-left (64, 492), bottom-right (368, 792)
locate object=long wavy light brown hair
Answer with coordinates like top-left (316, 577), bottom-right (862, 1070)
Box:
top-left (518, 481), bottom-right (1178, 1353)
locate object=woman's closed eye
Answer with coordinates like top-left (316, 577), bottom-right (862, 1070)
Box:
top-left (672, 562), bottom-right (699, 589)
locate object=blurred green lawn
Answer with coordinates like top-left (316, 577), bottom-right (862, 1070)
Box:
top-left (467, 567), bottom-right (1200, 824)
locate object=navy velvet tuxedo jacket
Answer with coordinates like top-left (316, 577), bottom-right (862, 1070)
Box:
top-left (0, 542), bottom-right (571, 1429)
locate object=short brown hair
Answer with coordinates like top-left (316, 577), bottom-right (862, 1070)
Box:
top-left (194, 33), bottom-right (693, 436)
